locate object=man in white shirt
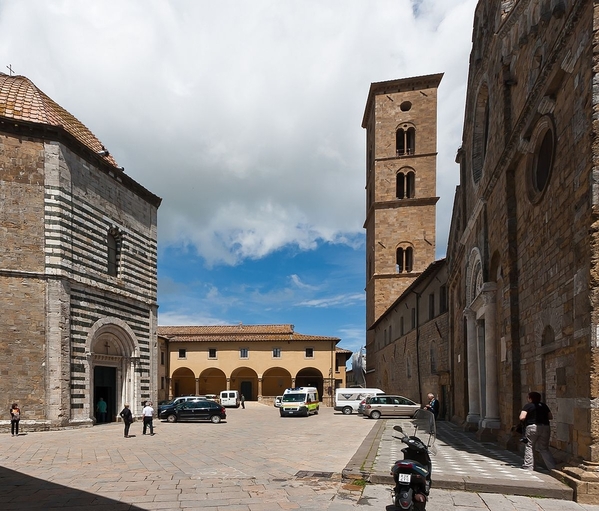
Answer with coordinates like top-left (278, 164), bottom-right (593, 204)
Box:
top-left (142, 401), bottom-right (154, 436)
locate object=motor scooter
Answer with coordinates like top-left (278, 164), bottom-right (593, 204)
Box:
top-left (390, 408), bottom-right (436, 510)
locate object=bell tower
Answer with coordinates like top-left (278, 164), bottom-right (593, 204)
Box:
top-left (362, 74), bottom-right (442, 366)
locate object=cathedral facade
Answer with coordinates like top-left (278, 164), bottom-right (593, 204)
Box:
top-left (364, 0), bottom-right (599, 501)
top-left (0, 74), bottom-right (161, 429)
top-left (447, 0), bottom-right (599, 501)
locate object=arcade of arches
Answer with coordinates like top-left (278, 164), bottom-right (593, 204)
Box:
top-left (169, 366), bottom-right (326, 403)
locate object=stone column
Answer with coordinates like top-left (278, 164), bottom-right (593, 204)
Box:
top-left (464, 308), bottom-right (481, 427)
top-left (481, 283), bottom-right (500, 429)
top-left (195, 378), bottom-right (200, 396)
top-left (167, 378), bottom-right (172, 400)
top-left (226, 378), bottom-right (231, 391)
top-left (258, 377), bottom-right (263, 399)
top-left (131, 356), bottom-right (141, 415)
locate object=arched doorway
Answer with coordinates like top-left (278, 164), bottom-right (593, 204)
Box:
top-left (296, 367), bottom-right (324, 401)
top-left (262, 367), bottom-right (292, 397)
top-left (85, 318), bottom-right (140, 424)
top-left (171, 367), bottom-right (196, 396)
top-left (231, 367), bottom-right (258, 401)
top-left (199, 368), bottom-right (226, 395)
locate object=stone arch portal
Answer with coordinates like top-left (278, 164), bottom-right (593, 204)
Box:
top-left (295, 367), bottom-right (324, 401)
top-left (262, 367), bottom-right (292, 397)
top-left (83, 318), bottom-right (140, 425)
top-left (199, 368), bottom-right (227, 395)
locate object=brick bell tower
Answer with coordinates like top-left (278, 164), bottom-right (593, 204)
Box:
top-left (362, 74), bottom-right (442, 382)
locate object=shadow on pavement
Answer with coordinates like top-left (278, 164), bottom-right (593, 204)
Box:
top-left (0, 465), bottom-right (144, 510)
top-left (436, 420), bottom-right (524, 466)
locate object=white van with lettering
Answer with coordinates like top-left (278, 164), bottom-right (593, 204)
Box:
top-left (219, 390), bottom-right (240, 408)
top-left (334, 388), bottom-right (385, 415)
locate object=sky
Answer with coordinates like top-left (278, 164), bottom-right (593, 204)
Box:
top-left (0, 0), bottom-right (478, 357)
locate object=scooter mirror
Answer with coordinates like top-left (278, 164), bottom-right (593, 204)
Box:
top-left (393, 425), bottom-right (404, 433)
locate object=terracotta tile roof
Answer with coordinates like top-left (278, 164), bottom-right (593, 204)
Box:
top-left (0, 73), bottom-right (118, 167)
top-left (336, 347), bottom-right (353, 354)
top-left (157, 324), bottom-right (340, 343)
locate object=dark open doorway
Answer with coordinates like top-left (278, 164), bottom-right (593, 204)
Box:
top-left (94, 366), bottom-right (117, 423)
top-left (240, 381), bottom-right (252, 401)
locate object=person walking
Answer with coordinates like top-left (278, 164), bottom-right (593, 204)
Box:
top-left (240, 393), bottom-right (245, 409)
top-left (142, 401), bottom-right (154, 435)
top-left (96, 397), bottom-right (107, 423)
top-left (425, 393), bottom-right (439, 419)
top-left (519, 391), bottom-right (556, 471)
top-left (119, 404), bottom-right (133, 438)
top-left (10, 403), bottom-right (21, 436)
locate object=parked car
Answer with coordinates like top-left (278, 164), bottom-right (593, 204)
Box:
top-left (362, 395), bottom-right (421, 419)
top-left (159, 400), bottom-right (226, 424)
top-left (205, 394), bottom-right (221, 404)
top-left (274, 396), bottom-right (282, 408)
top-left (158, 395), bottom-right (205, 414)
top-left (334, 388), bottom-right (385, 415)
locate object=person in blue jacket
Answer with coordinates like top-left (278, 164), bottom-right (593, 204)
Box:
top-left (425, 393), bottom-right (439, 419)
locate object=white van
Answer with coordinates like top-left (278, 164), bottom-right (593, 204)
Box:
top-left (280, 387), bottom-right (319, 417)
top-left (219, 390), bottom-right (240, 408)
top-left (334, 388), bottom-right (385, 415)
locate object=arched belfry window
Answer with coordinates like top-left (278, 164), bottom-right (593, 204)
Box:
top-left (107, 227), bottom-right (122, 277)
top-left (396, 169), bottom-right (415, 199)
top-left (396, 246), bottom-right (414, 273)
top-left (396, 125), bottom-right (416, 156)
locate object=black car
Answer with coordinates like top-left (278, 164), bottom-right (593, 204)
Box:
top-left (159, 400), bottom-right (226, 424)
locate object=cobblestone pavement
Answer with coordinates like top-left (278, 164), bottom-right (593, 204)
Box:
top-left (2, 404), bottom-right (599, 510)
top-left (0, 403), bottom-right (375, 510)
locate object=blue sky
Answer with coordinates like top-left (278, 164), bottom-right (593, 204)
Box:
top-left (0, 0), bottom-right (479, 356)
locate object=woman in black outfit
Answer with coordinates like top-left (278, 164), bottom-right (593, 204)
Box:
top-left (119, 404), bottom-right (133, 438)
top-left (10, 403), bottom-right (20, 436)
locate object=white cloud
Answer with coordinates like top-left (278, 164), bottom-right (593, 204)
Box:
top-left (298, 293), bottom-right (365, 309)
top-left (289, 274), bottom-right (319, 291)
top-left (0, 0), bottom-right (478, 265)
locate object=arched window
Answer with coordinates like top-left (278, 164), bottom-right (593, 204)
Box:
top-left (396, 246), bottom-right (414, 273)
top-left (407, 127), bottom-right (415, 154)
top-left (107, 227), bottom-right (121, 277)
top-left (396, 170), bottom-right (415, 199)
top-left (405, 247), bottom-right (413, 272)
top-left (396, 247), bottom-right (404, 273)
top-left (396, 125), bottom-right (416, 156)
top-left (541, 325), bottom-right (555, 346)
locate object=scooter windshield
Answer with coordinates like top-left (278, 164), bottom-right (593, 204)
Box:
top-left (394, 408), bottom-right (437, 455)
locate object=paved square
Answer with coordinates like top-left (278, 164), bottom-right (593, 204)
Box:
top-left (0, 403), bottom-right (374, 510)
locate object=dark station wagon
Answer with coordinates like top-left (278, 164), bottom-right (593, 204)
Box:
top-left (159, 400), bottom-right (227, 424)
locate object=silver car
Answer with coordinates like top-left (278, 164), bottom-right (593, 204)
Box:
top-left (362, 395), bottom-right (420, 419)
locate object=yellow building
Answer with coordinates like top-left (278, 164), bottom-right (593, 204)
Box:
top-left (157, 324), bottom-right (352, 406)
